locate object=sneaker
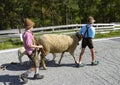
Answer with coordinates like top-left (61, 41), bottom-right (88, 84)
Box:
top-left (34, 74), bottom-right (44, 79)
top-left (91, 61), bottom-right (99, 66)
top-left (20, 73), bottom-right (28, 84)
top-left (76, 63), bottom-right (85, 68)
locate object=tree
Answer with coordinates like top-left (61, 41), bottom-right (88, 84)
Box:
top-left (0, 0), bottom-right (120, 30)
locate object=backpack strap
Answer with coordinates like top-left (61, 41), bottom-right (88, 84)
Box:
top-left (83, 26), bottom-right (89, 38)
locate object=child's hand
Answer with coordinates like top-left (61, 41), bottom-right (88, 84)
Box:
top-left (38, 45), bottom-right (43, 48)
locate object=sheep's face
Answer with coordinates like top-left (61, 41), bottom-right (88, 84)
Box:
top-left (76, 32), bottom-right (82, 41)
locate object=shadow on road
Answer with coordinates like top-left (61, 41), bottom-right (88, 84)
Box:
top-left (0, 74), bottom-right (24, 85)
top-left (1, 60), bottom-right (76, 71)
top-left (45, 60), bottom-right (76, 68)
top-left (1, 62), bottom-right (31, 71)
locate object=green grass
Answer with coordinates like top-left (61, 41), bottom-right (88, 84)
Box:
top-left (0, 30), bottom-right (120, 50)
top-left (0, 38), bottom-right (23, 50)
top-left (95, 30), bottom-right (120, 38)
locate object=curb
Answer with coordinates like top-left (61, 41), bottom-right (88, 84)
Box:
top-left (0, 48), bottom-right (19, 54)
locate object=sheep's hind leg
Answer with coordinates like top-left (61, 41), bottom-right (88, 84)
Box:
top-left (58, 52), bottom-right (64, 64)
top-left (41, 54), bottom-right (47, 70)
top-left (18, 54), bottom-right (23, 65)
top-left (18, 51), bottom-right (25, 65)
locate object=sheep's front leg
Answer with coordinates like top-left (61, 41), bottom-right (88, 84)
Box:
top-left (18, 54), bottom-right (23, 65)
top-left (70, 52), bottom-right (78, 64)
top-left (41, 54), bottom-right (47, 70)
top-left (58, 52), bottom-right (64, 64)
top-left (52, 53), bottom-right (57, 60)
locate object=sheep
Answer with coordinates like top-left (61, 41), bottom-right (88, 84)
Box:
top-left (18, 47), bottom-right (28, 65)
top-left (18, 47), bottom-right (57, 65)
top-left (38, 32), bottom-right (82, 70)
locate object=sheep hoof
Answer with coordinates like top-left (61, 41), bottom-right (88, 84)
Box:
top-left (58, 62), bottom-right (61, 65)
top-left (43, 67), bottom-right (47, 70)
top-left (75, 61), bottom-right (79, 64)
top-left (75, 61), bottom-right (78, 64)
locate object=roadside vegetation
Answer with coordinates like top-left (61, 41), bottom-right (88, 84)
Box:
top-left (95, 30), bottom-right (120, 38)
top-left (0, 0), bottom-right (120, 30)
top-left (0, 29), bottom-right (120, 50)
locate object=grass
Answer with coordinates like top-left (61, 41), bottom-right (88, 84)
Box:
top-left (116, 26), bottom-right (120, 28)
top-left (0, 29), bottom-right (120, 50)
top-left (0, 38), bottom-right (23, 50)
top-left (95, 30), bottom-right (120, 38)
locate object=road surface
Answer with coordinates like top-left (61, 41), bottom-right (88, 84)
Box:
top-left (0, 37), bottom-right (120, 85)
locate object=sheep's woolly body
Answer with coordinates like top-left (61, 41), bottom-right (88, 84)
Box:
top-left (39, 34), bottom-right (78, 54)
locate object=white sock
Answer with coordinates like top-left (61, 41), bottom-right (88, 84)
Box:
top-left (35, 68), bottom-right (39, 74)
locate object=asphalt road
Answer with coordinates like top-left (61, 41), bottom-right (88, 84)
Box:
top-left (0, 37), bottom-right (120, 85)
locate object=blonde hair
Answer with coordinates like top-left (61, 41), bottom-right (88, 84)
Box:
top-left (87, 16), bottom-right (95, 23)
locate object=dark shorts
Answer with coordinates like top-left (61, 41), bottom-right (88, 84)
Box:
top-left (81, 38), bottom-right (94, 49)
top-left (27, 49), bottom-right (40, 67)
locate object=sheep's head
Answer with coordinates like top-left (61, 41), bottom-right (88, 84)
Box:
top-left (76, 32), bottom-right (82, 41)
